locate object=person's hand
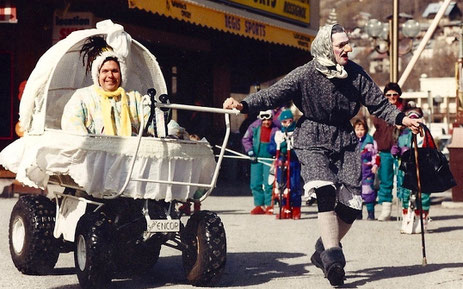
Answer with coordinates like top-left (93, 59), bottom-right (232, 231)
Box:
top-left (223, 97), bottom-right (243, 110)
top-left (248, 150), bottom-right (257, 163)
top-left (372, 165), bottom-right (378, 174)
top-left (402, 116), bottom-right (422, 134)
top-left (142, 94), bottom-right (152, 107)
top-left (274, 131), bottom-right (285, 145)
top-left (391, 145), bottom-right (400, 157)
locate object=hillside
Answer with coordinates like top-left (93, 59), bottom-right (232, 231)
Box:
top-left (320, 0), bottom-right (438, 28)
top-left (320, 0), bottom-right (461, 90)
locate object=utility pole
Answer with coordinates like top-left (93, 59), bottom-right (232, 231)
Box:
top-left (391, 0), bottom-right (399, 83)
top-left (457, 23), bottom-right (463, 124)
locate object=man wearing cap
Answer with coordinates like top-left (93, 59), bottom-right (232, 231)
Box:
top-left (242, 110), bottom-right (279, 215)
top-left (224, 23), bottom-right (422, 286)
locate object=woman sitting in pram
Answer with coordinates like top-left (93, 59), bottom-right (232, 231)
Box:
top-left (61, 36), bottom-right (155, 136)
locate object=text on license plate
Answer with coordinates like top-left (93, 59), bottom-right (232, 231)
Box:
top-left (146, 219), bottom-right (180, 232)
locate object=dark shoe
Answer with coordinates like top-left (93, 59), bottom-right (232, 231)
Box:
top-left (320, 247), bottom-right (346, 286)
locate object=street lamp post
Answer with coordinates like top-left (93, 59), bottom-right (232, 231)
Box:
top-left (365, 0), bottom-right (420, 83)
top-left (391, 0), bottom-right (399, 83)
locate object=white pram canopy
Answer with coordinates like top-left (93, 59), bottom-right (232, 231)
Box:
top-left (0, 20), bottom-right (216, 201)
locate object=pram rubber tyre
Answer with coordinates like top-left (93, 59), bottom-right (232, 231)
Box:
top-left (115, 237), bottom-right (162, 276)
top-left (74, 212), bottom-right (114, 289)
top-left (9, 195), bottom-right (59, 275)
top-left (130, 240), bottom-right (162, 275)
top-left (181, 210), bottom-right (226, 287)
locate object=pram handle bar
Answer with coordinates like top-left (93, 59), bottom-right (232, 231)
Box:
top-left (155, 102), bottom-right (240, 115)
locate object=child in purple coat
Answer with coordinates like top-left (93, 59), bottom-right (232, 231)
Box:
top-left (354, 119), bottom-right (378, 220)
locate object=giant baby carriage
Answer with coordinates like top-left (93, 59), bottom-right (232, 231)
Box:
top-left (0, 20), bottom-right (237, 289)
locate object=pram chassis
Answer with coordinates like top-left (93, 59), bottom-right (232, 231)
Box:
top-left (8, 98), bottom-right (239, 289)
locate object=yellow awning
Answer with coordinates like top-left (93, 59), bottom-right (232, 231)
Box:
top-left (128, 0), bottom-right (315, 51)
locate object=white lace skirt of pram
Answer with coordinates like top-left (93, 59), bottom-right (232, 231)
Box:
top-left (0, 130), bottom-right (216, 201)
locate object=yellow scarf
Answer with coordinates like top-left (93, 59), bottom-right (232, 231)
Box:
top-left (94, 86), bottom-right (132, 136)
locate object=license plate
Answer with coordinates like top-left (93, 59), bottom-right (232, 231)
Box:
top-left (146, 219), bottom-right (180, 233)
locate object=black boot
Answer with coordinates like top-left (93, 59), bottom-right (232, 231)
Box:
top-left (310, 238), bottom-right (343, 273)
top-left (320, 247), bottom-right (346, 286)
top-left (310, 237), bottom-right (325, 271)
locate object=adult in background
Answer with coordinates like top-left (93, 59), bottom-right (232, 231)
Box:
top-left (223, 24), bottom-right (421, 286)
top-left (372, 82), bottom-right (407, 221)
top-left (242, 110), bottom-right (279, 215)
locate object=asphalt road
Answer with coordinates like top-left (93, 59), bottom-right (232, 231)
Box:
top-left (1, 191), bottom-right (463, 289)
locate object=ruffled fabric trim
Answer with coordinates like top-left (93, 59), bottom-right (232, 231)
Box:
top-left (0, 130), bottom-right (215, 201)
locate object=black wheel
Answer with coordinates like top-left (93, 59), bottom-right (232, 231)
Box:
top-left (74, 212), bottom-right (114, 289)
top-left (181, 210), bottom-right (226, 286)
top-left (9, 195), bottom-right (59, 275)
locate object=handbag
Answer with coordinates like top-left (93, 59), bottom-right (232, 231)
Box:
top-left (399, 124), bottom-right (456, 193)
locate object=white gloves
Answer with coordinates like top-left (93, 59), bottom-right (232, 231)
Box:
top-left (142, 94), bottom-right (152, 108)
top-left (274, 131), bottom-right (285, 145)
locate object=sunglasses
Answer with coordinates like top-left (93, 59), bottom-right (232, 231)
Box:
top-left (385, 93), bottom-right (399, 97)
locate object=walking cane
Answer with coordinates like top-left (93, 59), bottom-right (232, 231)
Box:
top-left (412, 128), bottom-right (427, 266)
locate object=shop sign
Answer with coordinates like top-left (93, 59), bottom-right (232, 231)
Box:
top-left (129, 0), bottom-right (313, 51)
top-left (224, 0), bottom-right (310, 25)
top-left (52, 11), bottom-right (94, 44)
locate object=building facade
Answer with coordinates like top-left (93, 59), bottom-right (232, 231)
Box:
top-left (0, 0), bottom-right (319, 149)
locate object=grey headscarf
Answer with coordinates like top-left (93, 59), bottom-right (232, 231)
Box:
top-left (311, 24), bottom-right (348, 79)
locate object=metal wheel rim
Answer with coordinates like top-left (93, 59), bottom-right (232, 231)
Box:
top-left (77, 235), bottom-right (87, 271)
top-left (11, 217), bottom-right (26, 254)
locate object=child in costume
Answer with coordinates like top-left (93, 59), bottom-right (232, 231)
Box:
top-left (353, 119), bottom-right (378, 220)
top-left (392, 108), bottom-right (430, 233)
top-left (268, 109), bottom-right (302, 219)
top-left (242, 110), bottom-right (279, 214)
